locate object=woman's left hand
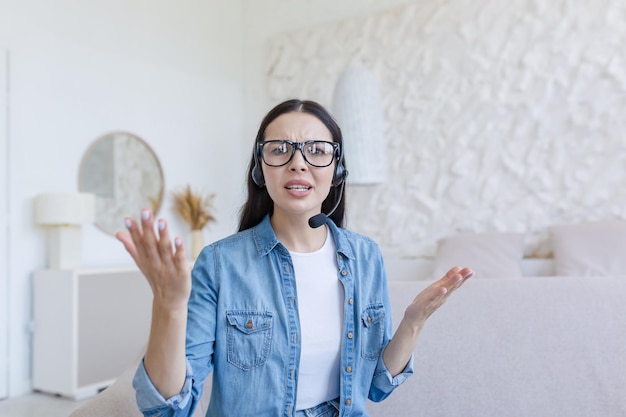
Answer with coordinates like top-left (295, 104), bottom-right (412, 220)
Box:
top-left (384, 266), bottom-right (473, 376)
top-left (403, 266), bottom-right (474, 329)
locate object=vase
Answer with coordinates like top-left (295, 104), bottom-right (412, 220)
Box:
top-left (190, 229), bottom-right (204, 260)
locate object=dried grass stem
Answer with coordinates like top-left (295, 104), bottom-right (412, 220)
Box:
top-left (172, 185), bottom-right (216, 230)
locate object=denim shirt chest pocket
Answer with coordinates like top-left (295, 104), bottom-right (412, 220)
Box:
top-left (226, 310), bottom-right (273, 370)
top-left (360, 304), bottom-right (386, 360)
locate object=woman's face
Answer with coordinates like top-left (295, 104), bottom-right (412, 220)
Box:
top-left (261, 111), bottom-right (336, 222)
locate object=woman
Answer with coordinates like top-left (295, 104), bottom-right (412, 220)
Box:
top-left (116, 99), bottom-right (473, 417)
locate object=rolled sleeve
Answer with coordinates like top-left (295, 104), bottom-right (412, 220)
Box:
top-left (369, 351), bottom-right (414, 402)
top-left (132, 357), bottom-right (194, 414)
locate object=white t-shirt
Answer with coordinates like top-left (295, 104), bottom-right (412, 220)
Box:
top-left (290, 232), bottom-right (344, 410)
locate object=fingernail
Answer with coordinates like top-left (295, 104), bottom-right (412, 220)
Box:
top-left (141, 209), bottom-right (150, 221)
top-left (174, 237), bottom-right (182, 247)
top-left (158, 220), bottom-right (165, 231)
top-left (124, 218), bottom-right (132, 229)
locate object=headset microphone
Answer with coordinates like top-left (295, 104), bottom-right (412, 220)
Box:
top-left (308, 180), bottom-right (346, 228)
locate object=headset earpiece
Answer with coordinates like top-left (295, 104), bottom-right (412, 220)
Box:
top-left (332, 147), bottom-right (348, 187)
top-left (252, 145), bottom-right (265, 187)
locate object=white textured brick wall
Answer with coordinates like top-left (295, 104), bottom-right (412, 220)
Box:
top-left (264, 1), bottom-right (626, 258)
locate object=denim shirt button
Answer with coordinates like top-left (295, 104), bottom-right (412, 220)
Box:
top-left (341, 270), bottom-right (348, 276)
top-left (348, 298), bottom-right (353, 305)
top-left (347, 332), bottom-right (353, 339)
top-left (346, 365), bottom-right (352, 372)
top-left (345, 399), bottom-right (352, 406)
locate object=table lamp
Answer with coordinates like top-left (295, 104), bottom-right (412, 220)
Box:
top-left (34, 193), bottom-right (95, 269)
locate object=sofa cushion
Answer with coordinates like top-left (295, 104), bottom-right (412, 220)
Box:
top-left (431, 232), bottom-right (525, 279)
top-left (550, 220), bottom-right (626, 276)
top-left (367, 277), bottom-right (626, 417)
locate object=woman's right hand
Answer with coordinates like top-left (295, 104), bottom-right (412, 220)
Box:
top-left (115, 208), bottom-right (191, 310)
top-left (116, 209), bottom-right (191, 398)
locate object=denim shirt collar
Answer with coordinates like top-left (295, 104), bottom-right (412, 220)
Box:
top-left (252, 214), bottom-right (356, 260)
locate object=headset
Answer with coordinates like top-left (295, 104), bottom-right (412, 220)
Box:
top-left (252, 141), bottom-right (348, 228)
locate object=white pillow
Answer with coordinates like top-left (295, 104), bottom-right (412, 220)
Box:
top-left (431, 232), bottom-right (525, 279)
top-left (550, 221), bottom-right (626, 276)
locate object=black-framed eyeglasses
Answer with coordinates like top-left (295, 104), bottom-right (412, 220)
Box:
top-left (257, 140), bottom-right (339, 168)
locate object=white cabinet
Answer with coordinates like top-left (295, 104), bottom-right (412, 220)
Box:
top-left (33, 268), bottom-right (152, 400)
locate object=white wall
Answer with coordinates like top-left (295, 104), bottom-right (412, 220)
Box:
top-left (244, 0), bottom-right (626, 259)
top-left (242, 0), bottom-right (415, 141)
top-left (0, 49), bottom-right (9, 400)
top-left (0, 0), bottom-right (244, 397)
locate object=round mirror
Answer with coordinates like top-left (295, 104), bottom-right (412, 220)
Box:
top-left (78, 131), bottom-right (164, 235)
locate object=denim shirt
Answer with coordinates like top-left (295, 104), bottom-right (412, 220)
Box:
top-left (133, 215), bottom-right (414, 417)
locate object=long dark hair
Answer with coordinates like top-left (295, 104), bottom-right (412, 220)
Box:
top-left (238, 99), bottom-right (346, 231)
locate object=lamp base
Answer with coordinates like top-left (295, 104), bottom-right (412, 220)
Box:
top-left (46, 226), bottom-right (82, 270)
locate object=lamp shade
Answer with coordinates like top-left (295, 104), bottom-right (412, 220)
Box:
top-left (34, 193), bottom-right (95, 225)
top-left (332, 66), bottom-right (386, 185)
top-left (34, 193), bottom-right (95, 269)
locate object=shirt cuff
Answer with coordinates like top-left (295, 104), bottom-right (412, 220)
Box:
top-left (373, 350), bottom-right (415, 388)
top-left (132, 357), bottom-right (194, 412)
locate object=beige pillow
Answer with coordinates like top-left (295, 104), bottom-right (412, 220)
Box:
top-left (431, 232), bottom-right (525, 279)
top-left (550, 221), bottom-right (626, 276)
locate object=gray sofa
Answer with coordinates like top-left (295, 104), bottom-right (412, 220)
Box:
top-left (71, 276), bottom-right (626, 417)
